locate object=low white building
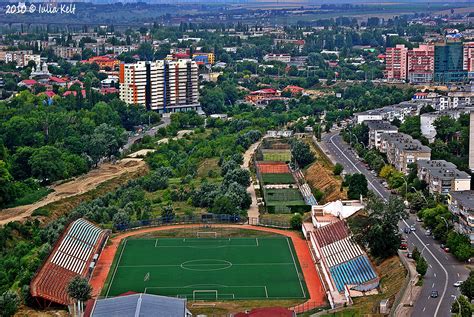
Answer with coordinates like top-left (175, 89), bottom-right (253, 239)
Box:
top-left (263, 54), bottom-right (291, 63)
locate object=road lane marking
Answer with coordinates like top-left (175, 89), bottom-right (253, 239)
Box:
top-left (432, 283), bottom-right (435, 288)
top-left (429, 264), bottom-right (432, 268)
top-left (434, 273), bottom-right (436, 278)
top-left (423, 307), bottom-right (426, 312)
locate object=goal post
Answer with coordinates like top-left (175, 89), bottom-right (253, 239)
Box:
top-left (196, 232), bottom-right (217, 238)
top-left (193, 290), bottom-right (218, 301)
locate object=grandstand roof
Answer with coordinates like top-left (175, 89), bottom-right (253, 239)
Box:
top-left (30, 218), bottom-right (108, 306)
top-left (312, 220), bottom-right (349, 248)
top-left (91, 293), bottom-right (190, 317)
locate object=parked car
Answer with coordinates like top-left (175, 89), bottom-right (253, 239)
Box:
top-left (453, 281), bottom-right (463, 287)
top-left (404, 227), bottom-right (411, 234)
top-left (425, 229), bottom-right (431, 236)
top-left (399, 240), bottom-right (408, 250)
top-left (407, 252), bottom-right (413, 258)
top-left (410, 225), bottom-right (416, 232)
top-left (444, 247), bottom-right (450, 253)
top-left (416, 217), bottom-right (422, 222)
top-left (431, 291), bottom-right (439, 298)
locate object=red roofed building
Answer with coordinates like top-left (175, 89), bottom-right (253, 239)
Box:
top-left (18, 79), bottom-right (37, 88)
top-left (234, 307), bottom-right (295, 317)
top-left (245, 88), bottom-right (281, 104)
top-left (63, 89), bottom-right (86, 98)
top-left (83, 56), bottom-right (119, 70)
top-left (99, 87), bottom-right (119, 95)
top-left (283, 85), bottom-right (305, 96)
top-left (30, 219), bottom-right (108, 307)
top-left (39, 90), bottom-right (56, 98)
top-left (48, 76), bottom-right (68, 87)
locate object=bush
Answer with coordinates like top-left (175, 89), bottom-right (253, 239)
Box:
top-left (31, 208), bottom-right (50, 217)
top-left (290, 214), bottom-right (303, 230)
top-left (416, 256), bottom-right (428, 277)
top-left (333, 163), bottom-right (344, 176)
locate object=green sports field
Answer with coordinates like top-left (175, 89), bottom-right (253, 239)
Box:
top-left (104, 237), bottom-right (308, 301)
top-left (262, 150), bottom-right (292, 162)
top-left (261, 173), bottom-right (295, 184)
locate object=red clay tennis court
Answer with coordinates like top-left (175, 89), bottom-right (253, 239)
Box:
top-left (256, 162), bottom-right (290, 174)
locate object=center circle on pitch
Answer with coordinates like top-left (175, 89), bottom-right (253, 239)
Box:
top-left (180, 259), bottom-right (232, 271)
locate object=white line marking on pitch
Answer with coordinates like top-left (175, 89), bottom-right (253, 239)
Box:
top-left (265, 286), bottom-right (268, 298)
top-left (286, 237), bottom-right (306, 298)
top-left (105, 239), bottom-right (128, 298)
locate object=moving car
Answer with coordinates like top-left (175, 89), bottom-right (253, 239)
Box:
top-left (430, 291), bottom-right (438, 298)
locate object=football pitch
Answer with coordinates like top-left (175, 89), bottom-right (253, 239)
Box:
top-left (104, 236), bottom-right (308, 301)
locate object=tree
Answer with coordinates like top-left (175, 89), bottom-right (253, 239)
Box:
top-left (29, 146), bottom-right (67, 183)
top-left (349, 196), bottom-right (406, 259)
top-left (86, 123), bottom-right (126, 166)
top-left (291, 140), bottom-right (315, 167)
top-left (112, 211), bottom-right (130, 231)
top-left (434, 115), bottom-right (458, 143)
top-left (290, 213), bottom-right (303, 230)
top-left (451, 295), bottom-right (472, 317)
top-left (223, 168), bottom-right (250, 188)
top-left (161, 205), bottom-right (175, 223)
top-left (345, 173), bottom-right (368, 199)
top-left (67, 276), bottom-right (92, 317)
top-left (412, 247), bottom-right (420, 262)
top-left (333, 163), bottom-right (344, 176)
top-left (200, 87), bottom-right (226, 114)
top-left (416, 256), bottom-right (428, 276)
top-left (460, 271), bottom-right (474, 301)
top-left (0, 290), bottom-right (19, 317)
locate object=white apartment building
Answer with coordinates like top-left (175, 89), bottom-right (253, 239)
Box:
top-left (417, 160), bottom-right (471, 195)
top-left (366, 120), bottom-right (398, 149)
top-left (1, 50), bottom-right (41, 67)
top-left (263, 54), bottom-right (291, 63)
top-left (119, 59), bottom-right (200, 113)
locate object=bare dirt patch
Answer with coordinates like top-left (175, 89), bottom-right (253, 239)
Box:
top-left (0, 158), bottom-right (147, 225)
top-left (305, 162), bottom-right (347, 203)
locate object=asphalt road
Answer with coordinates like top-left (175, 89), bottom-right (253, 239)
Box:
top-left (122, 116), bottom-right (171, 152)
top-left (319, 130), bottom-right (470, 317)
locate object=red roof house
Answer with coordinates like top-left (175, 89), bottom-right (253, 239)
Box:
top-left (19, 79), bottom-right (37, 87)
top-left (283, 85), bottom-right (305, 96)
top-left (63, 89), bottom-right (86, 98)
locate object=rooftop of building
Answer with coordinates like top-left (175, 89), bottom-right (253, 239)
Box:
top-left (380, 133), bottom-right (431, 153)
top-left (449, 190), bottom-right (474, 209)
top-left (365, 120), bottom-right (398, 131)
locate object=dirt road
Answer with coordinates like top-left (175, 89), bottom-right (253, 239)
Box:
top-left (0, 158), bottom-right (146, 225)
top-left (241, 140), bottom-right (261, 222)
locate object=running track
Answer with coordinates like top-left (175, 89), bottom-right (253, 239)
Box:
top-left (88, 224), bottom-right (326, 312)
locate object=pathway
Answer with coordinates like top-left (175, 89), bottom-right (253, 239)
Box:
top-left (241, 140), bottom-right (261, 222)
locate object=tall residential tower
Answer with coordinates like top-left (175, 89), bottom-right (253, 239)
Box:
top-left (119, 59), bottom-right (200, 113)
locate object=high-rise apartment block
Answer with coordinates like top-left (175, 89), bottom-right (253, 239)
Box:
top-left (407, 44), bottom-right (435, 83)
top-left (384, 44), bottom-right (408, 81)
top-left (119, 59), bottom-right (200, 113)
top-left (385, 41), bottom-right (473, 83)
top-left (463, 42), bottom-right (474, 79)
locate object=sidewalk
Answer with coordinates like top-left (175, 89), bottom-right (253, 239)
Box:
top-left (392, 251), bottom-right (422, 316)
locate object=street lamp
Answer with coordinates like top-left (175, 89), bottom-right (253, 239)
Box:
top-left (440, 216), bottom-right (449, 232)
top-left (451, 295), bottom-right (461, 317)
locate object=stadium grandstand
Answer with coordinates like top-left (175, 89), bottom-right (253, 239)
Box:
top-left (302, 220), bottom-right (379, 308)
top-left (30, 218), bottom-right (108, 307)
